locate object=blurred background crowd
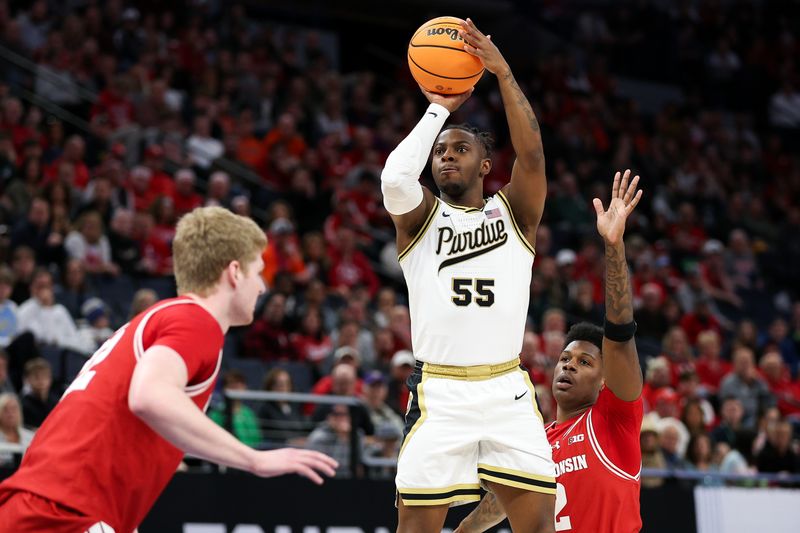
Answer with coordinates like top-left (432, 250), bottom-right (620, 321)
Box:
top-left (0, 0), bottom-right (798, 479)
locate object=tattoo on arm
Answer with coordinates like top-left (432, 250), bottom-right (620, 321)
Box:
top-left (462, 492), bottom-right (506, 531)
top-left (502, 70), bottom-right (540, 135)
top-left (605, 241), bottom-right (634, 324)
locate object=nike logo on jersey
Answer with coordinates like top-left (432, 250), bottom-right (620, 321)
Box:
top-left (427, 111), bottom-right (438, 118)
top-left (514, 391), bottom-right (528, 400)
top-left (442, 212), bottom-right (451, 217)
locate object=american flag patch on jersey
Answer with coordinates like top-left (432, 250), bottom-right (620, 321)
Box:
top-left (485, 208), bottom-right (501, 219)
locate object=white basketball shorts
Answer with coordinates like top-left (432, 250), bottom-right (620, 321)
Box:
top-left (395, 358), bottom-right (556, 507)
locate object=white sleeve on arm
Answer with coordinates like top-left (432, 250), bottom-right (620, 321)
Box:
top-left (381, 103), bottom-right (449, 215)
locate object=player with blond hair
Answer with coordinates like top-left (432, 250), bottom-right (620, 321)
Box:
top-left (0, 206), bottom-right (337, 532)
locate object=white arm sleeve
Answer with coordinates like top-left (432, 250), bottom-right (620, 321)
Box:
top-left (381, 103), bottom-right (450, 215)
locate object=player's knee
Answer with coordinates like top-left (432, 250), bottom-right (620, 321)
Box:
top-left (537, 516), bottom-right (556, 533)
top-left (397, 500), bottom-right (449, 533)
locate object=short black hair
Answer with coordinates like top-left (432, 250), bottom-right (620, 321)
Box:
top-left (564, 322), bottom-right (604, 352)
top-left (441, 123), bottom-right (494, 158)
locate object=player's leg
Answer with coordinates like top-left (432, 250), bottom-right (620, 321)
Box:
top-left (395, 369), bottom-right (482, 532)
top-left (477, 368), bottom-right (557, 532)
top-left (397, 498), bottom-right (450, 533)
top-left (484, 481), bottom-right (555, 533)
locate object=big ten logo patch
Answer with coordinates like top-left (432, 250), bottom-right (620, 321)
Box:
top-left (568, 434), bottom-right (585, 445)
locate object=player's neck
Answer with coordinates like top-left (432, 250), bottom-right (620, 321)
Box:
top-left (441, 190), bottom-right (485, 210)
top-left (184, 293), bottom-right (231, 333)
top-left (555, 403), bottom-right (593, 425)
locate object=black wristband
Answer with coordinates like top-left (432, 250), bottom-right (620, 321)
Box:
top-left (603, 318), bottom-right (637, 342)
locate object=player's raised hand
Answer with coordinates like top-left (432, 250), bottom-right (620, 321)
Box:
top-left (419, 84), bottom-right (474, 113)
top-left (593, 169), bottom-right (643, 246)
top-left (459, 18), bottom-right (508, 75)
top-left (251, 448), bottom-right (339, 485)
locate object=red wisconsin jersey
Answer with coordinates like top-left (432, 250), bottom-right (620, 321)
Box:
top-left (546, 387), bottom-right (643, 533)
top-left (1, 297), bottom-right (224, 533)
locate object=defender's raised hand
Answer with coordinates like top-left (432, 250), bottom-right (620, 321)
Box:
top-left (593, 169), bottom-right (643, 245)
top-left (459, 18), bottom-right (508, 75)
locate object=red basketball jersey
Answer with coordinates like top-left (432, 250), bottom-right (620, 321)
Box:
top-left (1, 297), bottom-right (224, 533)
top-left (546, 387), bottom-right (643, 533)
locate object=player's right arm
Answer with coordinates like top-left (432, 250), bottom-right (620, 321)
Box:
top-left (454, 491), bottom-right (506, 533)
top-left (128, 345), bottom-right (337, 483)
top-left (594, 169), bottom-right (644, 401)
top-left (381, 87), bottom-right (472, 253)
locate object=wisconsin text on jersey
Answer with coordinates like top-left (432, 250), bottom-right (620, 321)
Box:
top-left (553, 454), bottom-right (589, 477)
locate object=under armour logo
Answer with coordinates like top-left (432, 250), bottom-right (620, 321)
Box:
top-left (552, 441), bottom-right (560, 450)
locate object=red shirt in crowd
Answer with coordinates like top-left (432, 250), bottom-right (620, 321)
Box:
top-left (304, 374), bottom-right (364, 416)
top-left (172, 191), bottom-right (204, 217)
top-left (45, 157), bottom-right (91, 189)
top-left (763, 373), bottom-right (800, 417)
top-left (641, 381), bottom-right (669, 412)
top-left (695, 357), bottom-right (733, 395)
top-left (290, 332), bottom-right (333, 366)
top-left (129, 184), bottom-right (159, 212)
top-left (150, 170), bottom-right (176, 199)
top-left (327, 250), bottom-right (379, 296)
top-left (91, 89), bottom-right (134, 130)
top-left (243, 319), bottom-right (294, 361)
top-left (338, 188), bottom-right (383, 226)
top-left (679, 312), bottom-right (722, 345)
top-left (141, 228), bottom-right (174, 276)
top-left (1, 122), bottom-right (36, 152)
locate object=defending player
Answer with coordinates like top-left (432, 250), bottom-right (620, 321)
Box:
top-left (382, 18), bottom-right (555, 532)
top-left (456, 170), bottom-right (645, 533)
top-left (0, 207), bottom-right (337, 533)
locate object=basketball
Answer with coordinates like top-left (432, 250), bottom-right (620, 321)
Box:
top-left (407, 16), bottom-right (484, 94)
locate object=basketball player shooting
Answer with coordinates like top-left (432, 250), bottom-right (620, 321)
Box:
top-left (382, 18), bottom-right (556, 533)
top-left (456, 170), bottom-right (645, 533)
top-left (0, 207), bottom-right (337, 533)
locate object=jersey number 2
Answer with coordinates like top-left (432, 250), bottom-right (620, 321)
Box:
top-left (62, 325), bottom-right (128, 399)
top-left (555, 482), bottom-right (572, 531)
top-left (451, 278), bottom-right (495, 307)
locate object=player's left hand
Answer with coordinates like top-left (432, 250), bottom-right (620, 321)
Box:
top-left (459, 18), bottom-right (508, 75)
top-left (419, 84), bottom-right (474, 112)
top-left (251, 448), bottom-right (339, 485)
top-left (593, 169), bottom-right (643, 245)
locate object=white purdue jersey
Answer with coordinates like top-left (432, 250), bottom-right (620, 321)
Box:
top-left (399, 190), bottom-right (536, 366)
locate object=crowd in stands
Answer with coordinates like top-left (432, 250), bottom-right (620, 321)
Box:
top-left (0, 1), bottom-right (799, 477)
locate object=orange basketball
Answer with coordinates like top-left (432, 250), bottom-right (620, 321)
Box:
top-left (407, 16), bottom-right (484, 95)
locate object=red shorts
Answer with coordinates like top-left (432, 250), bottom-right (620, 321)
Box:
top-left (0, 489), bottom-right (104, 532)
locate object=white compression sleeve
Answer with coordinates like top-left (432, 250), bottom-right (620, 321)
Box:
top-left (381, 103), bottom-right (450, 215)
